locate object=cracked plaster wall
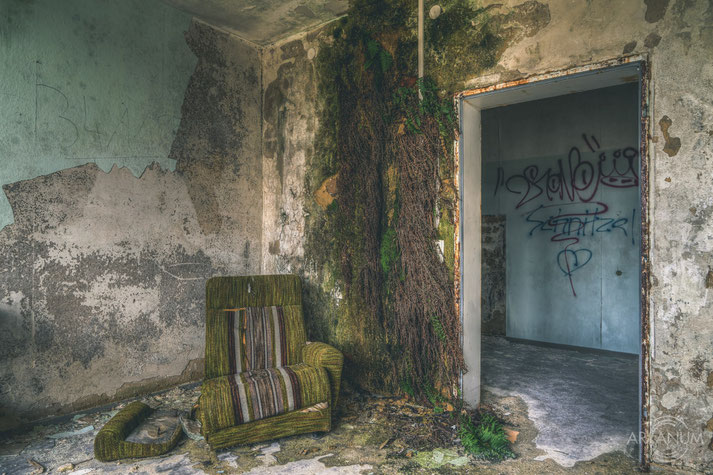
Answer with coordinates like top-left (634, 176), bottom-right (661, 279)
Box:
top-left (0, 3), bottom-right (263, 429)
top-left (259, 1), bottom-right (713, 470)
top-left (1, 0), bottom-right (711, 470)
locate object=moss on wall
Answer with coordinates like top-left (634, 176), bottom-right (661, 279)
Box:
top-left (301, 0), bottom-right (512, 399)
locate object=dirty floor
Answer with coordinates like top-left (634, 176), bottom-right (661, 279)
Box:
top-left (0, 380), bottom-right (684, 474)
top-left (482, 335), bottom-right (640, 467)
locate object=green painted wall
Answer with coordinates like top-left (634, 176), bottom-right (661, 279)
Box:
top-left (0, 0), bottom-right (196, 228)
top-left (0, 1), bottom-right (268, 429)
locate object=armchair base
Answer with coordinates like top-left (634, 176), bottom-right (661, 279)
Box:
top-left (204, 404), bottom-right (331, 449)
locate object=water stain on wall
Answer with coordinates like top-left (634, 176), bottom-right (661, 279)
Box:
top-left (659, 115), bottom-right (682, 156)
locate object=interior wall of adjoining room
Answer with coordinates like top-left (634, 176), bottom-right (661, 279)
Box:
top-left (480, 84), bottom-right (640, 354)
top-left (0, 0), bottom-right (263, 429)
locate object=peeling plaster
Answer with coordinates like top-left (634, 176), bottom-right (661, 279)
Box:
top-left (659, 115), bottom-right (682, 157)
top-left (0, 0), bottom-right (196, 230)
top-left (0, 12), bottom-right (262, 427)
top-left (262, 1), bottom-right (713, 470)
top-left (645, 0), bottom-right (671, 23)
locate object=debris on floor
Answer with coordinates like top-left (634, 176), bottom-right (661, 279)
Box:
top-left (47, 426), bottom-right (94, 439)
top-left (0, 382), bottom-right (648, 474)
top-left (413, 448), bottom-right (469, 468)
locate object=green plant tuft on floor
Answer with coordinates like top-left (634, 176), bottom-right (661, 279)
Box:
top-left (422, 381), bottom-right (447, 413)
top-left (459, 412), bottom-right (515, 461)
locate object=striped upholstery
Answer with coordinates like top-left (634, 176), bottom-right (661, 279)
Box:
top-left (205, 276), bottom-right (306, 380)
top-left (200, 363), bottom-right (330, 433)
top-left (228, 307), bottom-right (290, 372)
top-left (302, 342), bottom-right (344, 410)
top-left (201, 275), bottom-right (343, 448)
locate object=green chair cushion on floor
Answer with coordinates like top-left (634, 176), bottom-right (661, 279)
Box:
top-left (93, 401), bottom-right (183, 462)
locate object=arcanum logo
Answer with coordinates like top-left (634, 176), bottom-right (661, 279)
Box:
top-left (650, 415), bottom-right (702, 462)
top-left (628, 415), bottom-right (706, 463)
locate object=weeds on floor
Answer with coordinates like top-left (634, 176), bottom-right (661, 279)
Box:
top-left (459, 412), bottom-right (515, 461)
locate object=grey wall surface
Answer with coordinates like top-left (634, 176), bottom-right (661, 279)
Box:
top-left (0, 1), bottom-right (263, 429)
top-left (481, 84), bottom-right (640, 353)
top-left (161, 0), bottom-right (348, 45)
top-left (260, 2), bottom-right (713, 468)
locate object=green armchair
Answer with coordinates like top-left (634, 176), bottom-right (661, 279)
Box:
top-left (198, 275), bottom-right (343, 449)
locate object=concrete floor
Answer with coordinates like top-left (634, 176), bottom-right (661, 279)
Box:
top-left (2, 337), bottom-right (667, 474)
top-left (1, 380), bottom-right (652, 475)
top-left (481, 335), bottom-right (640, 467)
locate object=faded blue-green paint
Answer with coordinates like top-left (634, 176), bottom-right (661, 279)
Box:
top-left (0, 0), bottom-right (196, 228)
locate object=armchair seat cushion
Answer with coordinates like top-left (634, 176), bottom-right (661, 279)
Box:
top-left (200, 363), bottom-right (330, 434)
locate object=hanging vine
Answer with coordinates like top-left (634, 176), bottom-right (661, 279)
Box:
top-left (307, 0), bottom-right (503, 400)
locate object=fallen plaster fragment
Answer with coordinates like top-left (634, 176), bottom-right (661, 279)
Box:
top-left (180, 413), bottom-right (204, 440)
top-left (47, 426), bottom-right (94, 439)
top-left (217, 451), bottom-right (239, 468)
top-left (241, 454), bottom-right (372, 475)
top-left (413, 448), bottom-right (469, 469)
top-left (254, 441), bottom-right (281, 466)
top-left (28, 458), bottom-right (44, 474)
top-left (134, 452), bottom-right (206, 474)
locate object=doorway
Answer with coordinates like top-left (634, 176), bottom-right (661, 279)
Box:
top-left (457, 60), bottom-right (649, 466)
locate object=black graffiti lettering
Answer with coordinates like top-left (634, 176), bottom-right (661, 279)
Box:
top-left (496, 134), bottom-right (639, 296)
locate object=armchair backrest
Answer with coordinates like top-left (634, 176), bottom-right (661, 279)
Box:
top-left (204, 275), bottom-right (307, 379)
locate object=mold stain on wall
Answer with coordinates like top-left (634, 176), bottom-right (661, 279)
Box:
top-left (261, 0), bottom-right (553, 397)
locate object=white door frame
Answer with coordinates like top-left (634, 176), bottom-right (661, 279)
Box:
top-left (454, 55), bottom-right (651, 466)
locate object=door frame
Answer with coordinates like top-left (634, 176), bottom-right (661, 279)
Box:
top-left (453, 55), bottom-right (651, 468)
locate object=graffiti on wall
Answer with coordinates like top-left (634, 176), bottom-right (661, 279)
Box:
top-left (493, 134), bottom-right (639, 296)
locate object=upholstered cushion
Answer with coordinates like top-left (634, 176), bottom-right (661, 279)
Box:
top-left (206, 275), bottom-right (303, 309)
top-left (227, 306), bottom-right (306, 372)
top-left (204, 275), bottom-right (307, 380)
top-left (199, 363), bottom-right (331, 433)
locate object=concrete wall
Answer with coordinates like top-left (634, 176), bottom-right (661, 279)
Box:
top-left (261, 1), bottom-right (713, 469)
top-left (261, 35), bottom-right (318, 277)
top-left (481, 84), bottom-right (641, 353)
top-left (259, 29), bottom-right (349, 356)
top-left (0, 1), bottom-right (263, 428)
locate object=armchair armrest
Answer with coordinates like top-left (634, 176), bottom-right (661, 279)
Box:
top-left (302, 342), bottom-right (344, 410)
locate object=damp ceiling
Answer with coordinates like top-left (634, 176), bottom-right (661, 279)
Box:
top-left (161, 0), bottom-right (349, 45)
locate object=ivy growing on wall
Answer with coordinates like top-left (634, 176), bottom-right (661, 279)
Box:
top-left (306, 0), bottom-right (503, 400)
